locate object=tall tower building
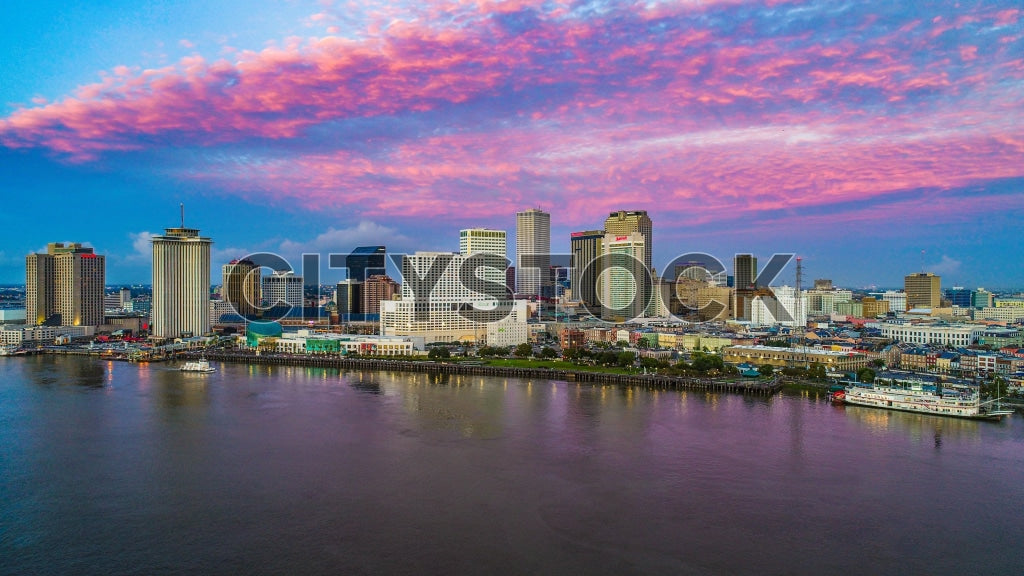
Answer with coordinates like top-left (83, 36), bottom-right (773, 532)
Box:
top-left (734, 254), bottom-right (758, 290)
top-left (461, 228), bottom-right (508, 291)
top-left (603, 210), bottom-right (653, 274)
top-left (600, 232), bottom-right (647, 321)
top-left (152, 222), bottom-right (212, 338)
top-left (570, 230), bottom-right (603, 309)
top-left (25, 242), bottom-right (105, 326)
top-left (516, 208), bottom-right (550, 297)
top-left (904, 272), bottom-right (941, 310)
top-left (222, 259), bottom-right (260, 317)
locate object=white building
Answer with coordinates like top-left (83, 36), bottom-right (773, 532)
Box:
top-left (600, 232), bottom-right (647, 321)
top-left (252, 331), bottom-right (417, 356)
top-left (262, 271), bottom-right (304, 308)
top-left (1, 325), bottom-right (95, 345)
top-left (975, 306), bottom-right (1024, 322)
top-left (750, 286), bottom-right (808, 328)
top-left (882, 290), bottom-right (907, 315)
top-left (152, 226), bottom-right (211, 339)
top-left (459, 228), bottom-right (508, 289)
top-left (879, 322), bottom-right (985, 346)
top-left (516, 208), bottom-right (550, 297)
top-left (380, 251), bottom-right (528, 344)
top-left (486, 318), bottom-right (529, 347)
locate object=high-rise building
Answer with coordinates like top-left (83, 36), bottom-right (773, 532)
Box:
top-left (460, 228), bottom-right (508, 290)
top-left (345, 246), bottom-right (387, 282)
top-left (603, 210), bottom-right (652, 274)
top-left (904, 272), bottom-right (941, 310)
top-left (380, 251), bottom-right (526, 343)
top-left (600, 232), bottom-right (647, 321)
top-left (734, 254), bottom-right (758, 290)
top-left (362, 274), bottom-right (399, 318)
top-left (570, 230), bottom-right (603, 309)
top-left (335, 279), bottom-right (363, 318)
top-left (262, 271), bottom-right (304, 309)
top-left (882, 290), bottom-right (907, 314)
top-left (516, 208), bottom-right (550, 297)
top-left (152, 226), bottom-right (212, 338)
top-left (222, 259), bottom-right (260, 317)
top-left (25, 242), bottom-right (105, 327)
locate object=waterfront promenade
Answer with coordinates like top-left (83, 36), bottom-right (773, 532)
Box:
top-left (186, 350), bottom-right (784, 396)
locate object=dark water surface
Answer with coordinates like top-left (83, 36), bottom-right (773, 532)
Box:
top-left (2, 356), bottom-right (1022, 575)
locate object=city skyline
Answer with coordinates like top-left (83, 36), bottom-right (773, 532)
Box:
top-left (2, 1), bottom-right (1023, 287)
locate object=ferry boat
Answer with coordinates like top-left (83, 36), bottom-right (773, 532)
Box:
top-left (832, 380), bottom-right (1013, 421)
top-left (180, 358), bottom-right (215, 373)
top-left (0, 344), bottom-right (19, 356)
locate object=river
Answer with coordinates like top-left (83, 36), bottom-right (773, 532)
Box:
top-left (2, 355), bottom-right (1022, 575)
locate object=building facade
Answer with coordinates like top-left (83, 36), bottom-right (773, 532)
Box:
top-left (222, 259), bottom-right (260, 317)
top-left (734, 254), bottom-right (758, 290)
top-left (516, 209), bottom-right (551, 297)
top-left (25, 242), bottom-right (106, 327)
top-left (262, 271), bottom-right (304, 309)
top-left (604, 210), bottom-right (652, 274)
top-left (152, 227), bottom-right (212, 339)
top-left (904, 273), bottom-right (941, 310)
top-left (600, 232), bottom-right (647, 321)
top-left (570, 230), bottom-right (603, 310)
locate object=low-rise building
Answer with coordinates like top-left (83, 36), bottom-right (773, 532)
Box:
top-left (723, 344), bottom-right (868, 372)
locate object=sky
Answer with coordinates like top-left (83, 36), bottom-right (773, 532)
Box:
top-left (1, 0), bottom-right (1022, 289)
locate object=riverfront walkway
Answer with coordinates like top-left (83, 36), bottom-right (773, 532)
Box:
top-left (191, 351), bottom-right (784, 396)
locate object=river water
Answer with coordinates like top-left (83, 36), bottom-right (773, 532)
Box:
top-left (2, 355), bottom-right (1022, 575)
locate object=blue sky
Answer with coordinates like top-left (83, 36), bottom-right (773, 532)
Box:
top-left (1, 1), bottom-right (1022, 289)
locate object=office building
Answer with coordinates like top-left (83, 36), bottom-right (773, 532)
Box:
top-left (945, 287), bottom-right (973, 308)
top-left (603, 210), bottom-right (652, 274)
top-left (152, 226), bottom-right (212, 338)
top-left (345, 246), bottom-right (386, 282)
top-left (25, 242), bottom-right (105, 327)
top-left (516, 208), bottom-right (550, 297)
top-left (263, 271), bottom-right (304, 309)
top-left (600, 232), bottom-right (647, 321)
top-left (460, 228), bottom-right (508, 289)
top-left (570, 230), bottom-right (603, 309)
top-left (222, 259), bottom-right (260, 317)
top-left (904, 272), bottom-right (941, 310)
top-left (362, 274), bottom-right (399, 318)
top-left (734, 254), bottom-right (758, 290)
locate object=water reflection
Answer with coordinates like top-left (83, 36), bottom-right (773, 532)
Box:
top-left (840, 404), bottom-right (982, 445)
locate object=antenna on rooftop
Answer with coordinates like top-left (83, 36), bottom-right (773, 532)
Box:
top-left (180, 203), bottom-right (185, 228)
top-left (920, 249), bottom-right (925, 273)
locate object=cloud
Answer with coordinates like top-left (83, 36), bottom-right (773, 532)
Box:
top-left (127, 231), bottom-right (156, 262)
top-left (278, 221), bottom-right (418, 256)
top-left (929, 255), bottom-right (962, 276)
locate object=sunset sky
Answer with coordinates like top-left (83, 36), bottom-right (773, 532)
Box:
top-left (2, 0), bottom-right (1022, 288)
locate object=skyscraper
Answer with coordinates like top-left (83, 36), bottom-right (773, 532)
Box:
top-left (600, 232), bottom-right (647, 321)
top-left (516, 208), bottom-right (550, 297)
top-left (904, 272), bottom-right (941, 310)
top-left (362, 274), bottom-right (400, 318)
top-left (460, 228), bottom-right (508, 293)
top-left (734, 254), bottom-right (758, 290)
top-left (222, 259), bottom-right (260, 317)
top-left (570, 230), bottom-right (603, 309)
top-left (603, 210), bottom-right (653, 273)
top-left (345, 246), bottom-right (387, 282)
top-left (152, 224), bottom-right (212, 338)
top-left (25, 242), bottom-right (105, 327)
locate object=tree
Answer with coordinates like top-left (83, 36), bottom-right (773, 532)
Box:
top-left (514, 343), bottom-right (533, 357)
top-left (617, 350), bottom-right (636, 367)
top-left (540, 346), bottom-right (558, 359)
top-left (428, 347), bottom-right (451, 360)
top-left (871, 359), bottom-right (886, 368)
top-left (758, 364), bottom-right (775, 377)
top-left (856, 367), bottom-right (876, 383)
top-left (690, 351), bottom-right (724, 373)
top-left (808, 363), bottom-right (828, 381)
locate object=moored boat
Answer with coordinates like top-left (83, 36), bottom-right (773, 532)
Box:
top-left (836, 379), bottom-right (1013, 421)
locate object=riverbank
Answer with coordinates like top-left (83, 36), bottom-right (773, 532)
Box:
top-left (188, 350), bottom-right (784, 396)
